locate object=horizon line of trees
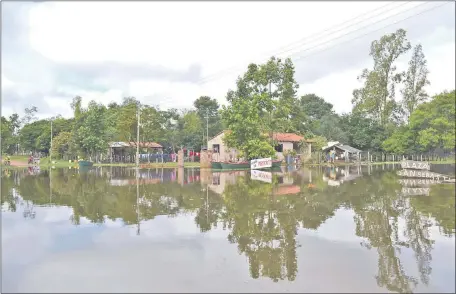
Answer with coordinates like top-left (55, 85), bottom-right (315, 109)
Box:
top-left (1, 28), bottom-right (455, 159)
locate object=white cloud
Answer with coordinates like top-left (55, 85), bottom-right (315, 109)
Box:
top-left (2, 74), bottom-right (15, 89)
top-left (28, 2), bottom-right (400, 70)
top-left (1, 1), bottom-right (454, 118)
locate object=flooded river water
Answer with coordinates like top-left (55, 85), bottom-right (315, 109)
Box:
top-left (2, 164), bottom-right (455, 293)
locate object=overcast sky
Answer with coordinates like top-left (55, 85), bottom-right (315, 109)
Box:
top-left (1, 1), bottom-right (455, 119)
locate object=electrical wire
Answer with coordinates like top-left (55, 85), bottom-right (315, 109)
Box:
top-left (293, 1), bottom-right (450, 62)
top-left (197, 1), bottom-right (445, 85)
top-left (198, 1), bottom-right (412, 83)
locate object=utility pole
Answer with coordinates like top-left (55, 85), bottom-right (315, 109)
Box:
top-left (50, 118), bottom-right (53, 162)
top-left (205, 109), bottom-right (209, 148)
top-left (136, 102), bottom-right (141, 235)
top-left (136, 103), bottom-right (140, 167)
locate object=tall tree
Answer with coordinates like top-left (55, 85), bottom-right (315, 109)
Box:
top-left (352, 29), bottom-right (411, 127)
top-left (193, 96), bottom-right (222, 140)
top-left (21, 106), bottom-right (38, 126)
top-left (401, 44), bottom-right (430, 120)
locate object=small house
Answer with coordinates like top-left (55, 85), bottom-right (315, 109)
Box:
top-left (207, 130), bottom-right (313, 161)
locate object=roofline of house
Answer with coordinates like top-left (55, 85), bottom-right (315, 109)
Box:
top-left (208, 130), bottom-right (314, 143)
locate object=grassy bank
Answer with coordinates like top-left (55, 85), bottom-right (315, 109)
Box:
top-left (1, 156), bottom-right (201, 168)
top-left (2, 155), bottom-right (453, 169)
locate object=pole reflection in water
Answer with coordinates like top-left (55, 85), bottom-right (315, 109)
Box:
top-left (1, 164), bottom-right (454, 293)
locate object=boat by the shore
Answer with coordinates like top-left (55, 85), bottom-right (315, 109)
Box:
top-left (271, 160), bottom-right (282, 168)
top-left (211, 162), bottom-right (223, 169)
top-left (220, 161), bottom-right (250, 169)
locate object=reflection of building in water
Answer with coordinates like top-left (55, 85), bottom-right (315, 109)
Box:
top-left (108, 168), bottom-right (204, 186)
top-left (208, 171), bottom-right (246, 195)
top-left (209, 170), bottom-right (301, 196)
top-left (322, 166), bottom-right (363, 187)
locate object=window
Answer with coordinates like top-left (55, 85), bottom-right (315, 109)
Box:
top-left (274, 144), bottom-right (283, 152)
top-left (212, 144), bottom-right (220, 153)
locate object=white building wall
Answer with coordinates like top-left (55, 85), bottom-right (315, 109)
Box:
top-left (208, 133), bottom-right (239, 161)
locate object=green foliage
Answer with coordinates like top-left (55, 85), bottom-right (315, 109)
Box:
top-left (352, 29), bottom-right (411, 126)
top-left (193, 96), bottom-right (223, 138)
top-left (305, 135), bottom-right (327, 151)
top-left (1, 116), bottom-right (17, 154)
top-left (383, 90), bottom-right (455, 153)
top-left (242, 139), bottom-right (276, 160)
top-left (222, 57), bottom-right (301, 159)
top-left (401, 44), bottom-right (430, 120)
top-left (51, 131), bottom-right (72, 158)
top-left (4, 31), bottom-right (453, 159)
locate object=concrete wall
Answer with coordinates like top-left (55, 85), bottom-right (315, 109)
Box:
top-left (275, 141), bottom-right (294, 160)
top-left (208, 133), bottom-right (239, 161)
top-left (177, 149), bottom-right (184, 168)
top-left (200, 150), bottom-right (212, 168)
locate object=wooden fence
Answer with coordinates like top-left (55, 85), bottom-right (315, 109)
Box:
top-left (309, 151), bottom-right (455, 164)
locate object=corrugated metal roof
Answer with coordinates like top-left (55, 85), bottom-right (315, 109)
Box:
top-left (322, 143), bottom-right (362, 153)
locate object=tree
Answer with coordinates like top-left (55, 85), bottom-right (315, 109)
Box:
top-left (78, 101), bottom-right (110, 157)
top-left (401, 44), bottom-right (430, 120)
top-left (21, 106), bottom-right (38, 126)
top-left (179, 110), bottom-right (203, 149)
top-left (300, 94), bottom-right (334, 120)
top-left (383, 90), bottom-right (455, 153)
top-left (314, 114), bottom-right (348, 144)
top-left (221, 57), bottom-right (301, 159)
top-left (51, 131), bottom-right (72, 158)
top-left (340, 113), bottom-right (387, 151)
top-left (193, 96), bottom-right (223, 141)
top-left (352, 29), bottom-right (411, 127)
top-left (409, 90), bottom-right (455, 151)
top-left (19, 119), bottom-right (50, 154)
top-left (115, 97), bottom-right (140, 142)
top-left (222, 92), bottom-right (275, 160)
top-left (1, 116), bottom-right (16, 154)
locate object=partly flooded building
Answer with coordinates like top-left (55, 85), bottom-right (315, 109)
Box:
top-left (208, 130), bottom-right (313, 161)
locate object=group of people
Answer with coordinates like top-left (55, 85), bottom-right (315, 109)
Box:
top-left (28, 155), bottom-right (37, 165)
top-left (326, 148), bottom-right (336, 163)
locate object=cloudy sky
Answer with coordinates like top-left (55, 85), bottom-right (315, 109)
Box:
top-left (1, 1), bottom-right (455, 119)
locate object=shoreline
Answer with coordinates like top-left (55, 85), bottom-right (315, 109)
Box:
top-left (1, 160), bottom-right (453, 169)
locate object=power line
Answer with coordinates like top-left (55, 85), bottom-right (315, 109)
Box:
top-left (197, 1), bottom-right (440, 85)
top-left (210, 2), bottom-right (413, 83)
top-left (293, 1), bottom-right (450, 62)
top-left (197, 1), bottom-right (416, 84)
top-left (261, 2), bottom-right (403, 57)
top-left (268, 2), bottom-right (413, 57)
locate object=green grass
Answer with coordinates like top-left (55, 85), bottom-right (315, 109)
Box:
top-left (1, 155), bottom-right (201, 168)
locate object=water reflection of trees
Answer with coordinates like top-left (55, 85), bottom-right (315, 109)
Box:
top-left (1, 167), bottom-right (454, 292)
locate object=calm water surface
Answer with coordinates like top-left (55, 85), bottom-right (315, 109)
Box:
top-left (2, 164), bottom-right (455, 293)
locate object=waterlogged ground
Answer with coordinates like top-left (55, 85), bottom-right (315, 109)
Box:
top-left (1, 164), bottom-right (455, 293)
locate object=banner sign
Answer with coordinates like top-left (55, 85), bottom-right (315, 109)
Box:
top-left (400, 160), bottom-right (430, 170)
top-left (251, 157), bottom-right (272, 170)
top-left (251, 170), bottom-right (273, 183)
top-left (401, 187), bottom-right (430, 197)
top-left (397, 169), bottom-right (452, 181)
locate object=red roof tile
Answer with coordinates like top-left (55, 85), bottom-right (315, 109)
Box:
top-left (272, 133), bottom-right (304, 142)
